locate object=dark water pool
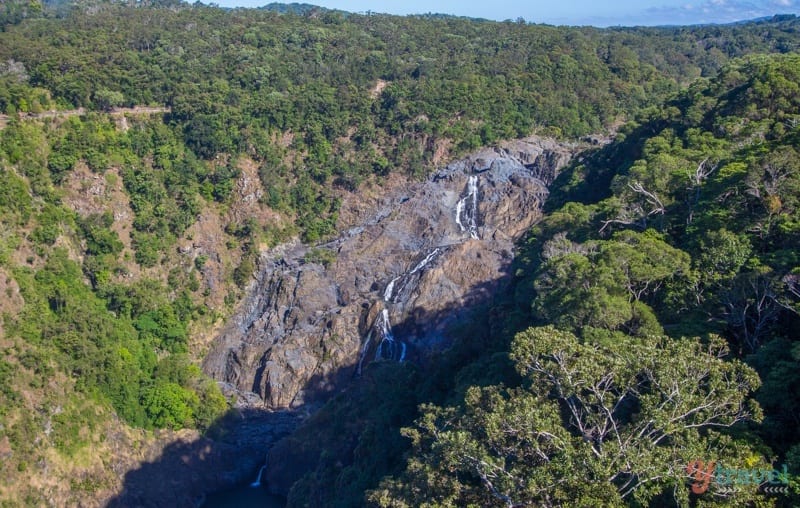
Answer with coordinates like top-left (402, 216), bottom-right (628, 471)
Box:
top-left (203, 484), bottom-right (285, 508)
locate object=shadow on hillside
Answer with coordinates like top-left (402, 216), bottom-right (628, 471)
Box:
top-left (261, 255), bottom-right (524, 497)
top-left (109, 242), bottom-right (526, 506)
top-left (106, 408), bottom-right (300, 508)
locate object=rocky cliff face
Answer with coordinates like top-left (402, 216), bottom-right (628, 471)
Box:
top-left (202, 136), bottom-right (577, 410)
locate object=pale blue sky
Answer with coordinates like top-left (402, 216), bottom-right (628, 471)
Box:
top-left (210, 0), bottom-right (799, 26)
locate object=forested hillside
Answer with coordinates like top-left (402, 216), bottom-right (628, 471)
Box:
top-left (0, 1), bottom-right (799, 505)
top-left (3, 3), bottom-right (800, 241)
top-left (6, 3), bottom-right (798, 133)
top-left (281, 55), bottom-right (800, 507)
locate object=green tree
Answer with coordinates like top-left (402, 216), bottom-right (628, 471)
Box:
top-left (93, 89), bottom-right (124, 112)
top-left (533, 231), bottom-right (691, 334)
top-left (142, 381), bottom-right (198, 430)
top-left (372, 327), bottom-right (764, 507)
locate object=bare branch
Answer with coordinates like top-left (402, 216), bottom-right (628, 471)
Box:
top-left (628, 181), bottom-right (665, 216)
top-left (690, 158), bottom-right (718, 186)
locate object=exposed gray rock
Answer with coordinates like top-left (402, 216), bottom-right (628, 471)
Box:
top-left (202, 135), bottom-right (579, 413)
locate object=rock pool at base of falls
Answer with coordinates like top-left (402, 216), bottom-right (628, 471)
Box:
top-left (203, 483), bottom-right (285, 508)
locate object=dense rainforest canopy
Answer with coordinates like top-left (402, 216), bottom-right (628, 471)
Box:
top-left (280, 55), bottom-right (800, 507)
top-left (360, 53), bottom-right (800, 507)
top-left (0, 0), bottom-right (799, 505)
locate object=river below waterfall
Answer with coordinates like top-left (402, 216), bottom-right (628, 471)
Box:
top-left (203, 484), bottom-right (285, 507)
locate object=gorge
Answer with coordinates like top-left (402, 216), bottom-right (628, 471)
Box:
top-left (4, 5), bottom-right (799, 506)
top-left (200, 135), bottom-right (579, 496)
top-left (203, 135), bottom-right (575, 408)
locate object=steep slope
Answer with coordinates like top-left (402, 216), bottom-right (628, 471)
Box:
top-left (203, 136), bottom-right (577, 410)
top-left (244, 53), bottom-right (800, 508)
top-left (2, 5), bottom-right (800, 507)
top-left (0, 111), bottom-right (293, 505)
top-left (367, 53), bottom-right (800, 507)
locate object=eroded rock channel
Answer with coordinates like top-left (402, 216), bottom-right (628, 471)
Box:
top-left (203, 136), bottom-right (578, 411)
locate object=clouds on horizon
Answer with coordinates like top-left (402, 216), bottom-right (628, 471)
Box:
top-left (556, 0), bottom-right (798, 26)
top-left (214, 0), bottom-right (798, 27)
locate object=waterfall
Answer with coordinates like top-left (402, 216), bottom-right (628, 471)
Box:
top-left (374, 309), bottom-right (397, 361)
top-left (468, 175), bottom-right (479, 239)
top-left (250, 465), bottom-right (266, 488)
top-left (456, 175), bottom-right (479, 239)
top-left (384, 276), bottom-right (400, 302)
top-left (357, 332), bottom-right (372, 375)
top-left (378, 309), bottom-right (393, 340)
top-left (409, 248), bottom-right (441, 275)
top-left (371, 247), bottom-right (444, 367)
top-left (372, 307), bottom-right (407, 363)
top-left (384, 249), bottom-right (440, 304)
top-left (455, 197), bottom-right (465, 232)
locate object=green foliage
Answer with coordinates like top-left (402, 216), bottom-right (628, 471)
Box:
top-left (285, 364), bottom-right (421, 508)
top-left (494, 52), bottom-right (800, 504)
top-left (748, 338), bottom-right (800, 461)
top-left (697, 229), bottom-right (752, 284)
top-left (0, 166), bottom-right (32, 225)
top-left (192, 378), bottom-right (229, 431)
top-left (2, 6), bottom-right (800, 245)
top-left (0, 0), bottom-right (42, 27)
top-left (0, 121), bottom-right (52, 199)
top-left (119, 132), bottom-right (205, 265)
top-left (293, 52), bottom-right (800, 507)
top-left (1, 5), bottom-right (800, 503)
top-left (78, 212), bottom-right (122, 256)
top-left (207, 163), bottom-right (240, 203)
top-left (532, 230), bottom-right (691, 334)
top-left (232, 255), bottom-right (255, 289)
top-left (30, 203), bottom-right (64, 248)
top-left (93, 89), bottom-right (124, 112)
top-left (0, 114), bottom-right (225, 437)
top-left (141, 381), bottom-right (198, 430)
top-left (51, 399), bottom-right (98, 457)
top-left (134, 307), bottom-right (187, 354)
top-left (304, 247), bottom-right (336, 268)
top-left (194, 254), bottom-right (208, 270)
top-left (372, 328), bottom-right (764, 507)
top-left (0, 358), bottom-right (20, 416)
top-left (4, 248), bottom-right (223, 430)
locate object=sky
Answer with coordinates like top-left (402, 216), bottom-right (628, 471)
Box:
top-left (210, 0), bottom-right (800, 26)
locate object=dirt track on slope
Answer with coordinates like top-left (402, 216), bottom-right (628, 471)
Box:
top-left (0, 105), bottom-right (170, 130)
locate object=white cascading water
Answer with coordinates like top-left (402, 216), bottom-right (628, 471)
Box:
top-left (388, 248), bottom-right (441, 304)
top-left (356, 332), bottom-right (372, 375)
top-left (372, 247), bottom-right (443, 366)
top-left (455, 196), bottom-right (465, 232)
top-left (409, 248), bottom-right (441, 275)
top-left (250, 465), bottom-right (266, 487)
top-left (374, 309), bottom-right (397, 361)
top-left (384, 276), bottom-right (400, 302)
top-left (372, 175), bottom-right (480, 366)
top-left (468, 175), bottom-right (479, 239)
top-left (456, 175), bottom-right (479, 239)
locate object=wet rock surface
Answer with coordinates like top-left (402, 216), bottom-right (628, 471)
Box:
top-left (202, 136), bottom-right (578, 411)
